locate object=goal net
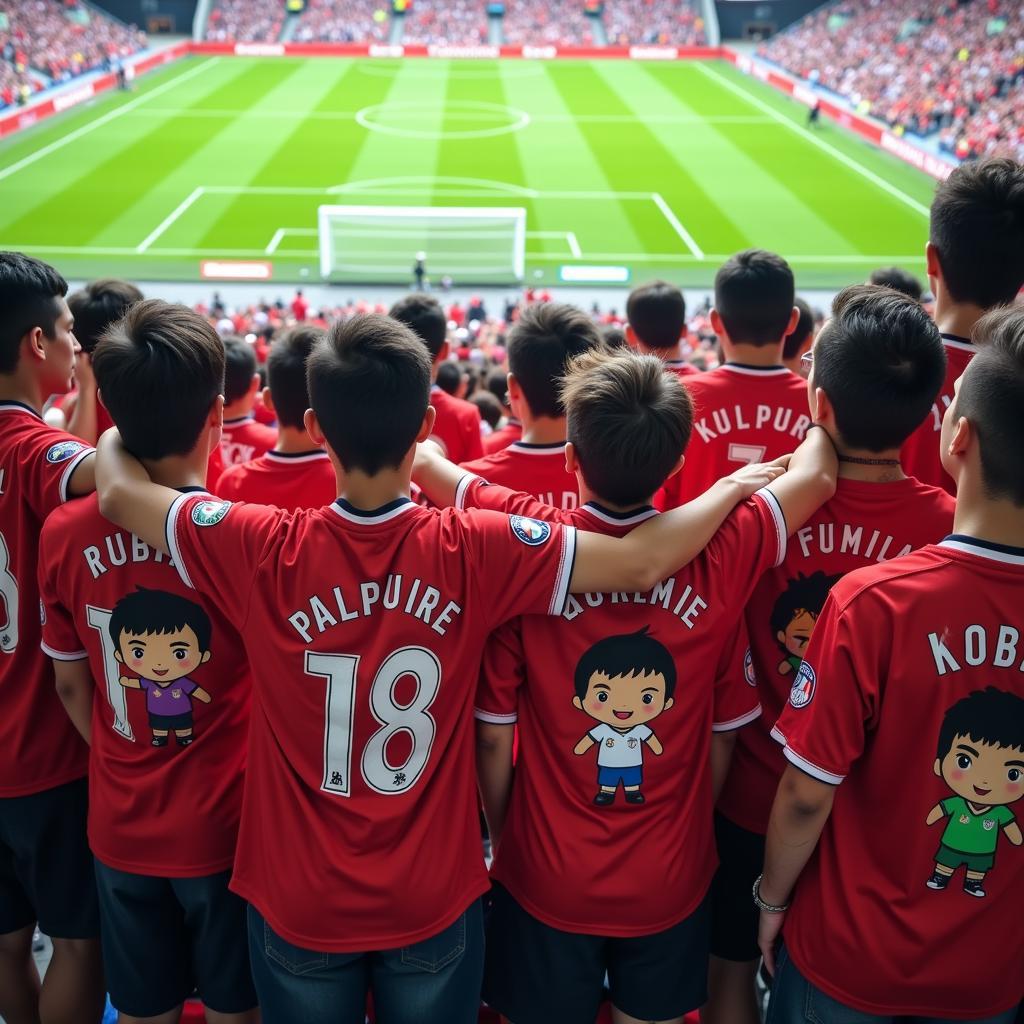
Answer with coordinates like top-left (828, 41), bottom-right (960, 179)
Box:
top-left (318, 205), bottom-right (527, 286)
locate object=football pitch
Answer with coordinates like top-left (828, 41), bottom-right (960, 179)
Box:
top-left (0, 55), bottom-right (940, 288)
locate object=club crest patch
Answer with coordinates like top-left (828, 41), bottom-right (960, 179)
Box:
top-left (744, 648), bottom-right (757, 686)
top-left (46, 440), bottom-right (87, 464)
top-left (191, 500), bottom-right (231, 527)
top-left (510, 515), bottom-right (551, 546)
top-left (789, 661), bottom-right (816, 709)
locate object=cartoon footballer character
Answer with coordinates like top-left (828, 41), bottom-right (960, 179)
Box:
top-left (109, 588), bottom-right (213, 748)
top-left (926, 687), bottom-right (1024, 897)
top-left (572, 628), bottom-right (675, 806)
top-left (770, 571), bottom-right (841, 676)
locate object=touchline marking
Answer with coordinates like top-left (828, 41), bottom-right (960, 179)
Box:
top-left (694, 63), bottom-right (930, 218)
top-left (0, 59), bottom-right (219, 184)
top-left (567, 231), bottom-right (582, 258)
top-left (136, 187), bottom-right (205, 253)
top-left (651, 193), bottom-right (704, 260)
top-left (265, 228), bottom-right (286, 255)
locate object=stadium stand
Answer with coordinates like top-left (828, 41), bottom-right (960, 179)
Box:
top-left (205, 0), bottom-right (284, 44)
top-left (0, 0), bottom-right (145, 83)
top-left (293, 0), bottom-right (391, 44)
top-left (0, 58), bottom-right (40, 110)
top-left (500, 0), bottom-right (592, 46)
top-left (761, 0), bottom-right (1023, 161)
top-left (603, 0), bottom-right (707, 46)
top-left (400, 0), bottom-right (489, 45)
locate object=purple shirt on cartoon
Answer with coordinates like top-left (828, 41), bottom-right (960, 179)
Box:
top-left (138, 677), bottom-right (198, 716)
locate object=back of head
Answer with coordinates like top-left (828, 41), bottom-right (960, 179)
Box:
top-left (954, 305), bottom-right (1024, 506)
top-left (222, 337), bottom-right (257, 405)
top-left (486, 368), bottom-right (509, 408)
top-left (266, 324), bottom-right (325, 430)
top-left (626, 280), bottom-right (686, 351)
top-left (67, 279), bottom-right (143, 354)
top-left (813, 284), bottom-right (945, 452)
top-left (715, 249), bottom-right (795, 347)
top-left (389, 293), bottom-right (448, 360)
top-left (868, 266), bottom-right (923, 303)
top-left (0, 251), bottom-right (68, 374)
top-left (508, 303), bottom-right (604, 418)
top-left (93, 299), bottom-right (225, 460)
top-left (783, 297), bottom-right (815, 362)
top-left (307, 313), bottom-right (431, 475)
top-left (929, 158), bottom-right (1024, 309)
top-left (561, 350), bottom-right (693, 507)
top-left (435, 360), bottom-right (461, 396)
top-left (470, 390), bottom-right (502, 430)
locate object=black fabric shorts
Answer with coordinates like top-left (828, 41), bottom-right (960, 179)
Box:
top-left (149, 711), bottom-right (194, 731)
top-left (483, 882), bottom-right (710, 1024)
top-left (0, 776), bottom-right (99, 939)
top-left (94, 859), bottom-right (257, 1017)
top-left (709, 810), bottom-right (766, 963)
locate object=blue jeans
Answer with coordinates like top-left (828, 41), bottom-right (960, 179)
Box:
top-left (247, 901), bottom-right (484, 1024)
top-left (767, 944), bottom-right (1020, 1024)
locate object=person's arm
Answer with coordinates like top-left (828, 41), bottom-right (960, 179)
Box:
top-left (476, 722), bottom-right (515, 850)
top-left (66, 355), bottom-right (99, 445)
top-left (192, 687), bottom-right (212, 704)
top-left (757, 764), bottom-right (836, 974)
top-left (53, 659), bottom-right (94, 744)
top-left (412, 440), bottom-right (464, 507)
top-left (65, 452), bottom-right (95, 498)
top-left (119, 675), bottom-right (141, 690)
top-left (711, 731), bottom-right (737, 802)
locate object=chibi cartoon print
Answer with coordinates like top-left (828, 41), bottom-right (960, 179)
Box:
top-left (109, 588), bottom-right (213, 748)
top-left (926, 687), bottom-right (1024, 898)
top-left (572, 627), bottom-right (675, 806)
top-left (770, 571), bottom-right (842, 676)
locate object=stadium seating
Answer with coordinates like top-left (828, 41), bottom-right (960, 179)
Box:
top-left (761, 0), bottom-right (1023, 161)
top-left (603, 0), bottom-right (706, 46)
top-left (400, 0), bottom-right (489, 46)
top-left (205, 0), bottom-right (284, 45)
top-left (500, 0), bottom-right (592, 46)
top-left (0, 0), bottom-right (145, 83)
top-left (293, 0), bottom-right (391, 44)
top-left (0, 58), bottom-right (40, 109)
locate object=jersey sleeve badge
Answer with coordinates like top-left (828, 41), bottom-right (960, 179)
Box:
top-left (191, 500), bottom-right (232, 527)
top-left (789, 661), bottom-right (816, 709)
top-left (509, 515), bottom-right (551, 546)
top-left (45, 440), bottom-right (88, 464)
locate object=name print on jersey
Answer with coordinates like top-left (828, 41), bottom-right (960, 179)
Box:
top-left (692, 403), bottom-right (810, 444)
top-left (571, 628), bottom-right (675, 807)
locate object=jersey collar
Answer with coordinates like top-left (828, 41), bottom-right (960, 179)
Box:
top-left (509, 441), bottom-right (567, 454)
top-left (0, 399), bottom-right (42, 420)
top-left (223, 415), bottom-right (254, 425)
top-left (581, 502), bottom-right (659, 526)
top-left (721, 363), bottom-right (791, 377)
top-left (940, 333), bottom-right (975, 354)
top-left (330, 496), bottom-right (417, 526)
top-left (940, 534), bottom-right (1024, 566)
top-left (265, 450), bottom-right (330, 463)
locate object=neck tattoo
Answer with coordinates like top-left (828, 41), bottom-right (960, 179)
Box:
top-left (837, 454), bottom-right (902, 467)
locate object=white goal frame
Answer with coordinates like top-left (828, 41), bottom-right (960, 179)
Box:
top-left (317, 204), bottom-right (527, 283)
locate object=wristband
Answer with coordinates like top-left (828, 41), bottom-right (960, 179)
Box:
top-left (753, 874), bottom-right (790, 913)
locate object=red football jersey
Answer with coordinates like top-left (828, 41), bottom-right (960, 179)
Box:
top-left (718, 477), bottom-right (955, 834)
top-left (468, 480), bottom-right (781, 936)
top-left (482, 419), bottom-right (522, 455)
top-left (38, 491), bottom-right (251, 876)
top-left (656, 364), bottom-right (810, 510)
top-left (164, 493), bottom-right (576, 950)
top-left (429, 386), bottom-right (483, 464)
top-left (216, 451), bottom-right (337, 512)
top-left (460, 442), bottom-right (579, 510)
top-left (774, 538), bottom-right (1024, 1018)
top-left (663, 358), bottom-right (700, 378)
top-left (207, 442), bottom-right (225, 494)
top-left (0, 402), bottom-right (92, 796)
top-left (900, 335), bottom-right (975, 495)
top-left (219, 415), bottom-right (277, 468)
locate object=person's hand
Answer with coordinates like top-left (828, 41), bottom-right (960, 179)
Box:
top-left (412, 439), bottom-right (446, 474)
top-left (723, 455), bottom-right (790, 499)
top-left (758, 907), bottom-right (787, 976)
top-left (73, 350), bottom-right (96, 394)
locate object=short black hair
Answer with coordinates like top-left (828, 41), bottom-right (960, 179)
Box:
top-left (955, 305), bottom-right (1024, 506)
top-left (222, 337), bottom-right (257, 404)
top-left (813, 285), bottom-right (946, 451)
top-left (435, 360), bottom-right (461, 395)
top-left (936, 687), bottom-right (1024, 761)
top-left (93, 300), bottom-right (225, 460)
top-left (307, 313), bottom-right (431, 475)
top-left (626, 280), bottom-right (686, 350)
top-left (574, 627), bottom-right (677, 701)
top-left (109, 587), bottom-right (213, 655)
top-left (769, 572), bottom-right (841, 653)
top-left (389, 294), bottom-right (448, 360)
top-left (266, 325), bottom-right (324, 430)
top-left (67, 279), bottom-right (143, 354)
top-left (714, 249), bottom-right (795, 348)
top-left (486, 368), bottom-right (510, 408)
top-left (470, 390), bottom-right (502, 429)
top-left (508, 303), bottom-right (604, 418)
top-left (869, 266), bottom-right (923, 303)
top-left (601, 325), bottom-right (628, 351)
top-left (929, 158), bottom-right (1024, 309)
top-left (0, 252), bottom-right (68, 374)
top-left (783, 297), bottom-right (815, 361)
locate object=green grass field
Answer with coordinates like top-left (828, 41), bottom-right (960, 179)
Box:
top-left (0, 55), bottom-right (941, 288)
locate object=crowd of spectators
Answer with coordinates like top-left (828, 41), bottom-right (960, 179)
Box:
top-left (603, 0), bottom-right (706, 47)
top-left (401, 0), bottom-right (488, 45)
top-left (0, 0), bottom-right (145, 83)
top-left (501, 1), bottom-right (592, 46)
top-left (762, 0), bottom-right (1024, 161)
top-left (0, 52), bottom-right (41, 110)
top-left (293, 0), bottom-right (391, 44)
top-left (205, 0), bottom-right (284, 44)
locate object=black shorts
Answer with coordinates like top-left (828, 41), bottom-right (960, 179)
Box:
top-left (710, 811), bottom-right (765, 962)
top-left (95, 859), bottom-right (257, 1017)
top-left (149, 711), bottom-right (194, 731)
top-left (483, 882), bottom-right (710, 1024)
top-left (0, 776), bottom-right (99, 939)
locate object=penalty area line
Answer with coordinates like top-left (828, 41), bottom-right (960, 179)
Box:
top-left (136, 187), bottom-right (205, 253)
top-left (651, 193), bottom-right (704, 260)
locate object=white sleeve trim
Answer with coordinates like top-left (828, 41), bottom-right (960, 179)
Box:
top-left (40, 640), bottom-right (88, 662)
top-left (712, 703), bottom-right (762, 732)
top-left (782, 744), bottom-right (845, 786)
top-left (549, 525), bottom-right (577, 616)
top-left (754, 487), bottom-right (787, 567)
top-left (165, 493), bottom-right (196, 589)
top-left (770, 724), bottom-right (788, 746)
top-left (58, 446), bottom-right (95, 503)
top-left (474, 709), bottom-right (518, 725)
top-left (454, 472), bottom-right (481, 511)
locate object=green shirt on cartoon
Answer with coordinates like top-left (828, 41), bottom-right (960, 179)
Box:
top-left (939, 797), bottom-right (1015, 856)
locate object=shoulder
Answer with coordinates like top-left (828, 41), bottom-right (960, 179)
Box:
top-left (460, 450), bottom-right (503, 476)
top-left (453, 394), bottom-right (482, 424)
top-left (826, 547), bottom-right (948, 614)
